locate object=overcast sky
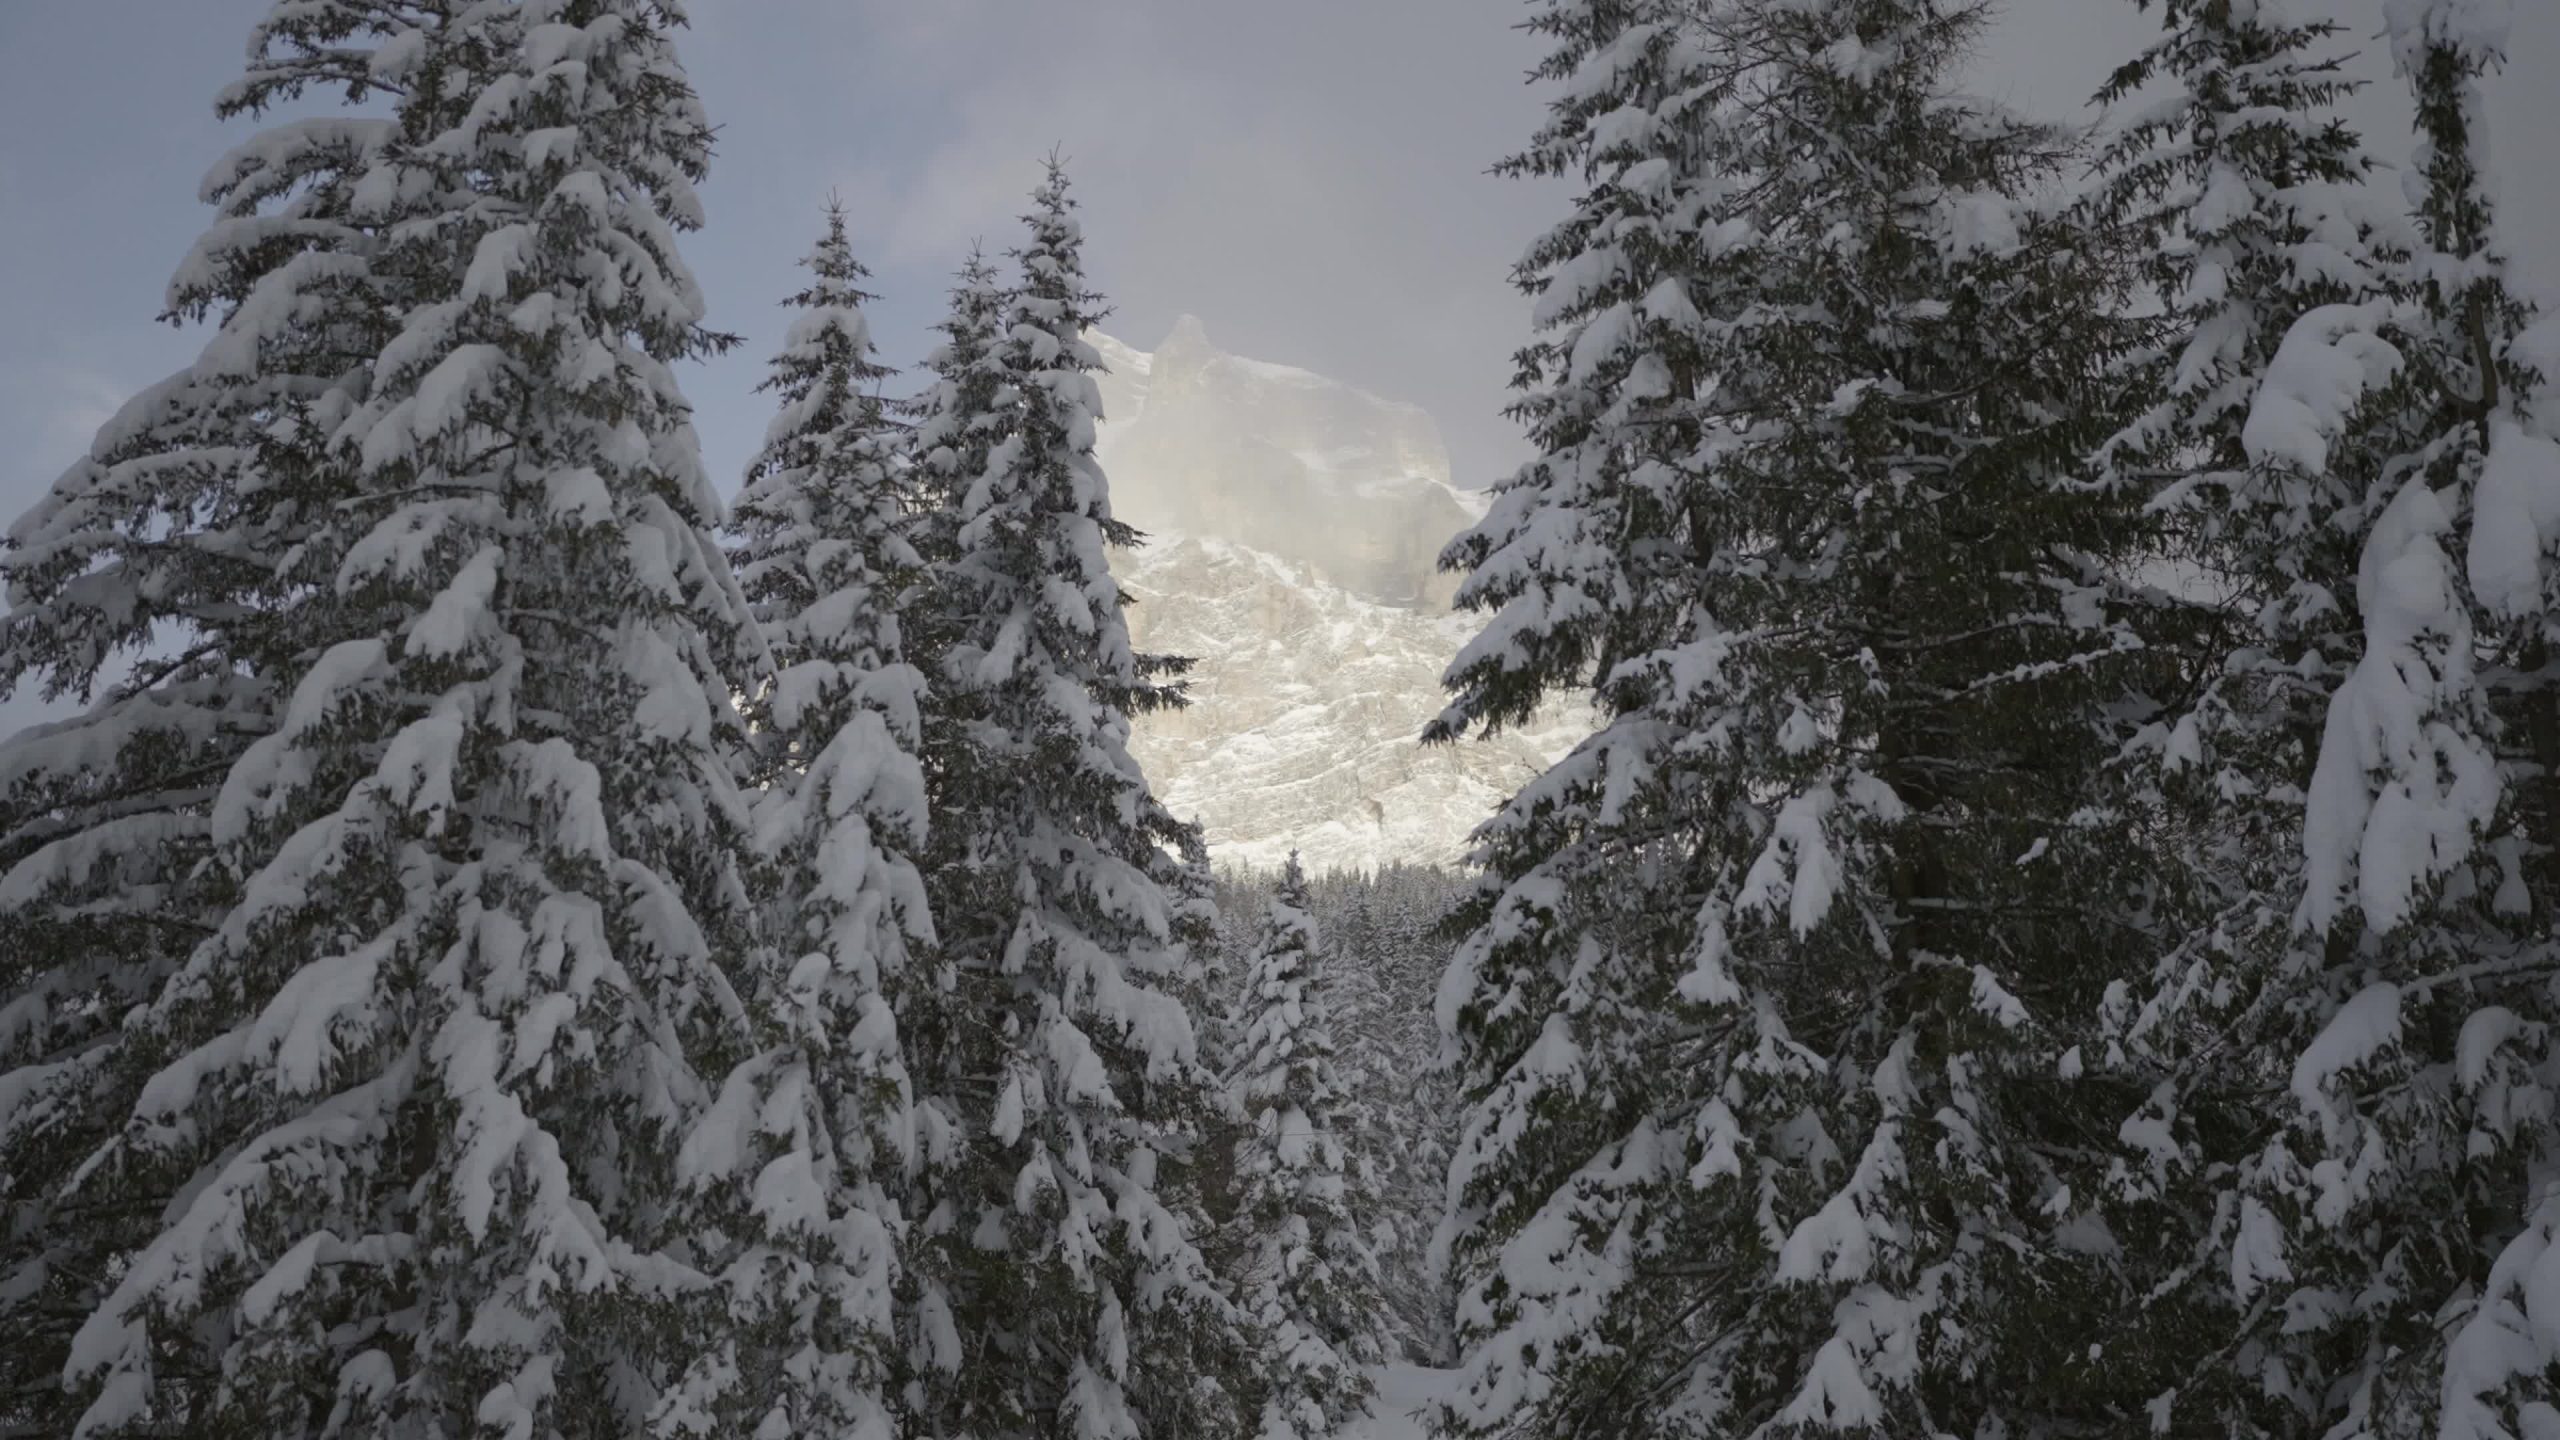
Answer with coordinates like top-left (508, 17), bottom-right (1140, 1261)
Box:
top-left (1, 0), bottom-right (2554, 529)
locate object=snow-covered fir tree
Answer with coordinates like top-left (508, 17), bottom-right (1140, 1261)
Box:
top-left (1224, 854), bottom-right (1384, 1440)
top-left (1308, 867), bottom-right (1463, 1363)
top-left (2393, 6), bottom-right (2560, 1424)
top-left (2091, 0), bottom-right (2391, 703)
top-left (1160, 827), bottom-right (1229, 1068)
top-left (1429, 1), bottom-right (2158, 1434)
top-left (651, 201), bottom-right (930, 1439)
top-left (2119, 2), bottom-right (2560, 1434)
top-left (1207, 862), bottom-right (1468, 1365)
top-left (1151, 822), bottom-right (1249, 1282)
top-left (902, 161), bottom-right (1246, 1440)
top-left (29, 4), bottom-right (773, 1436)
top-left (727, 199), bottom-right (910, 717)
top-left (2065, 0), bottom-right (2560, 1433)
top-left (904, 245), bottom-right (1010, 578)
top-left (2076, 5), bottom-right (2430, 1431)
top-left (0, 10), bottom-right (431, 1428)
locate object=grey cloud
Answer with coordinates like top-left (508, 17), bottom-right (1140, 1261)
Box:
top-left (2, 0), bottom-right (2554, 529)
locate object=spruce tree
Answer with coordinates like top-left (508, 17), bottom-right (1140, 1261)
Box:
top-left (1341, 867), bottom-right (1464, 1364)
top-left (1430, 1), bottom-right (2151, 1434)
top-left (651, 202), bottom-right (928, 1439)
top-left (904, 246), bottom-right (1010, 579)
top-left (2167, 4), bottom-right (2560, 1435)
top-left (2078, 4), bottom-right (2426, 1430)
top-left (903, 161), bottom-right (1244, 1440)
top-left (2074, 0), bottom-right (2560, 1431)
top-left (2397, 7), bottom-right (2560, 1423)
top-left (2090, 0), bottom-right (2391, 721)
top-left (897, 235), bottom-right (1006, 1428)
top-left (0, 7), bottom-right (454, 1431)
top-left (46, 4), bottom-right (767, 1435)
top-left (1151, 822), bottom-right (1249, 1287)
top-left (1225, 855), bottom-right (1383, 1440)
top-left (1159, 826), bottom-right (1226, 1060)
top-left (1205, 863), bottom-right (1468, 1365)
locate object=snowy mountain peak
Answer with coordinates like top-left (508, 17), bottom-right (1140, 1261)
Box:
top-left (1087, 316), bottom-right (1585, 872)
top-left (1091, 318), bottom-right (1476, 605)
top-left (1157, 311), bottom-right (1214, 363)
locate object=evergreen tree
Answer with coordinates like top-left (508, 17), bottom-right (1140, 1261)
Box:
top-left (904, 246), bottom-right (1010, 579)
top-left (1224, 855), bottom-right (1382, 1440)
top-left (2077, 4), bottom-right (2424, 1431)
top-left (2395, 6), bottom-right (2560, 1424)
top-left (1153, 822), bottom-right (1251, 1279)
top-left (2148, 3), bottom-right (2560, 1435)
top-left (44, 4), bottom-right (767, 1435)
top-left (1159, 825), bottom-right (1227, 1060)
top-left (903, 161), bottom-right (1244, 1440)
top-left (2090, 0), bottom-right (2392, 749)
top-left (1342, 867), bottom-right (1465, 1364)
top-left (1206, 861), bottom-right (1467, 1364)
top-left (651, 202), bottom-right (928, 1439)
top-left (0, 10), bottom-right (429, 1428)
top-left (2066, 0), bottom-right (2560, 1430)
top-left (1430, 1), bottom-right (2151, 1435)
top-left (727, 200), bottom-right (910, 706)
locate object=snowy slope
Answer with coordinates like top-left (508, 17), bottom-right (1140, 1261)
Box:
top-left (1092, 319), bottom-right (1585, 871)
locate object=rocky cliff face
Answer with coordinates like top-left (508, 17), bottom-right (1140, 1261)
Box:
top-left (1094, 318), bottom-right (1585, 872)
